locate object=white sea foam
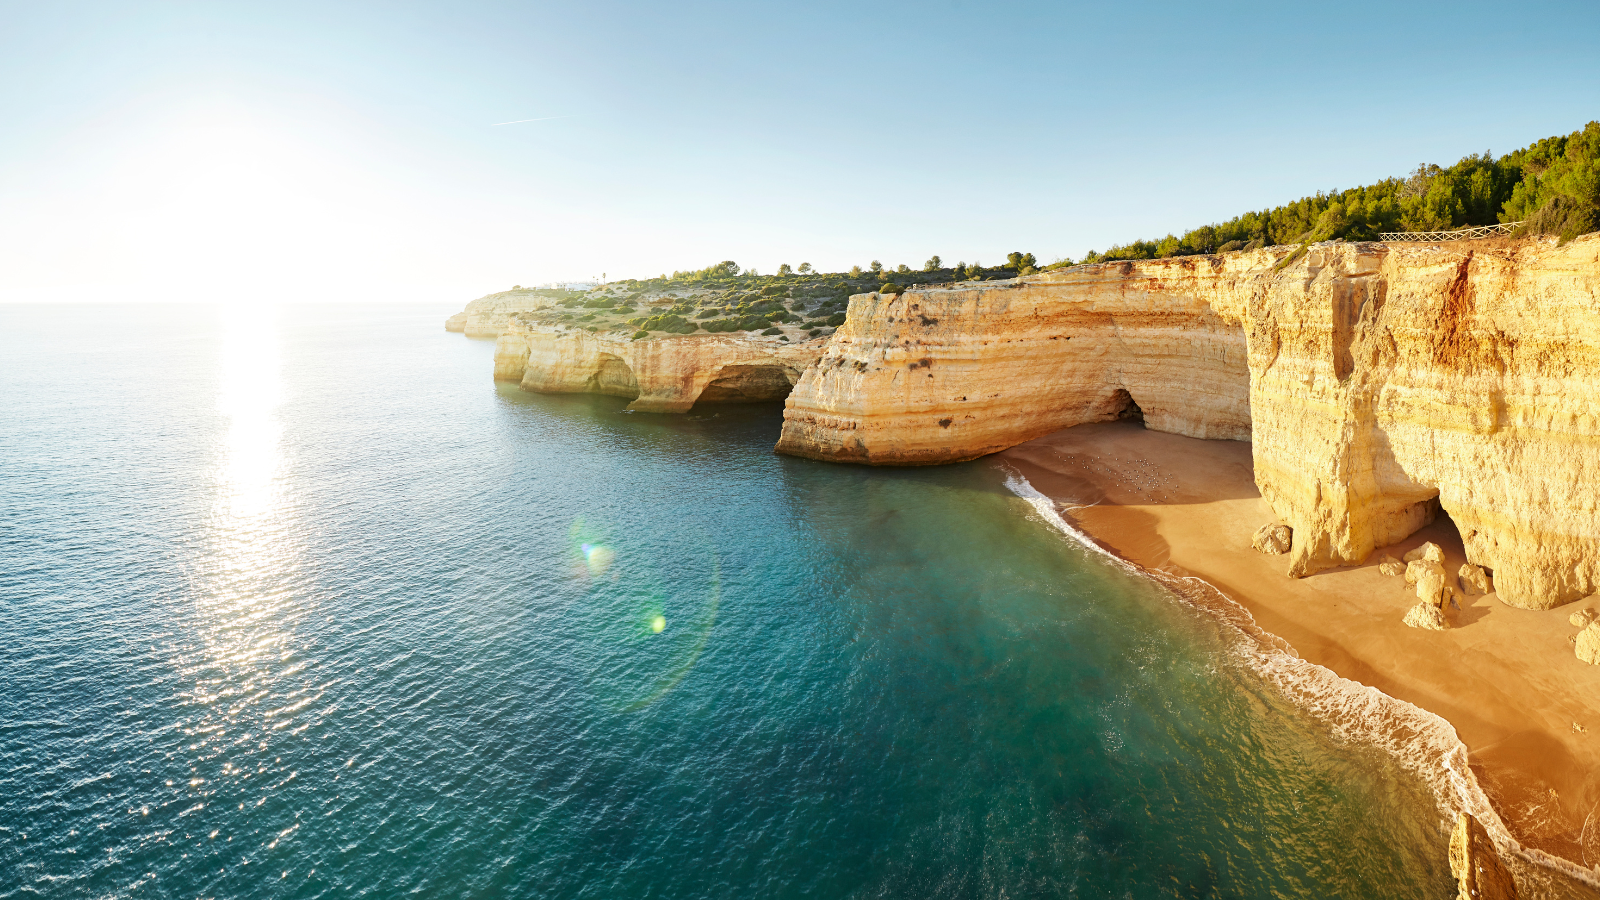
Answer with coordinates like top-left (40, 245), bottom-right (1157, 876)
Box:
top-left (1000, 467), bottom-right (1600, 893)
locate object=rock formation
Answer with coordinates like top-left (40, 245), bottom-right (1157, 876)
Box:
top-left (775, 238), bottom-right (1600, 610)
top-left (1459, 563), bottom-right (1493, 596)
top-left (1449, 812), bottom-right (1520, 900)
top-left (1403, 542), bottom-right (1445, 564)
top-left (1571, 608), bottom-right (1597, 628)
top-left (1578, 622), bottom-right (1600, 665)
top-left (1251, 523), bottom-right (1292, 555)
top-left (446, 289), bottom-right (564, 337)
top-left (1378, 555), bottom-right (1406, 576)
top-left (493, 316), bottom-right (825, 413)
top-left (1407, 559), bottom-right (1452, 607)
top-left (1404, 602), bottom-right (1448, 631)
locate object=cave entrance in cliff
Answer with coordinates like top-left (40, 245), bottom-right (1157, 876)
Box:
top-left (589, 355), bottom-right (640, 400)
top-left (691, 365), bottom-right (797, 409)
top-left (1107, 388), bottom-right (1145, 425)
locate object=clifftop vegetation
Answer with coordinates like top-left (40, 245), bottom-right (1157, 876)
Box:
top-left (517, 122), bottom-right (1599, 328)
top-left (1078, 121), bottom-right (1600, 263)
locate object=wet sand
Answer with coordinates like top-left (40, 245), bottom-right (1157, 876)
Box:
top-left (999, 420), bottom-right (1600, 870)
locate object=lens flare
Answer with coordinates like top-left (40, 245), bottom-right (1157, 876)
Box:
top-left (580, 543), bottom-right (615, 577)
top-left (567, 518), bottom-right (720, 711)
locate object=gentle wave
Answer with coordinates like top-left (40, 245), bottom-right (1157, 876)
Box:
top-left (999, 467), bottom-right (1600, 894)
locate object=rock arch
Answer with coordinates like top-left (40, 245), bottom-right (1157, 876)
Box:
top-left (587, 354), bottom-right (640, 399)
top-left (693, 363), bottom-right (799, 405)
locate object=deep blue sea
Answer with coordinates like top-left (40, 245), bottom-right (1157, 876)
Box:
top-left (1, 303), bottom-right (1474, 898)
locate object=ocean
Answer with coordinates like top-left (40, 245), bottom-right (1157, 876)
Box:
top-left (1, 303), bottom-right (1471, 897)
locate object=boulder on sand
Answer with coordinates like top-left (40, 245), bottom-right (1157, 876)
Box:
top-left (1405, 602), bottom-right (1448, 631)
top-left (1378, 555), bottom-right (1405, 577)
top-left (1570, 608), bottom-right (1597, 629)
top-left (1403, 542), bottom-right (1445, 564)
top-left (1578, 622), bottom-right (1600, 665)
top-left (1405, 559), bottom-right (1453, 607)
top-left (1252, 523), bottom-right (1292, 555)
top-left (1459, 563), bottom-right (1493, 596)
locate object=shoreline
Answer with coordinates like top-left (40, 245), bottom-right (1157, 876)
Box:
top-left (996, 421), bottom-right (1600, 895)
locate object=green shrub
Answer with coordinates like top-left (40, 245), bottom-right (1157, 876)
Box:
top-left (632, 330), bottom-right (650, 340)
top-left (826, 312), bottom-right (847, 327)
top-left (878, 282), bottom-right (904, 295)
top-left (761, 326), bottom-right (783, 335)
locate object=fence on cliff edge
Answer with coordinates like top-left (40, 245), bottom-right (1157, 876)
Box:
top-left (1377, 221), bottom-right (1523, 242)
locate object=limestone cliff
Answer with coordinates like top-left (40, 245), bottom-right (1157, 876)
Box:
top-left (774, 237), bottom-right (1600, 610)
top-left (446, 289), bottom-right (564, 337)
top-left (494, 315), bottom-right (825, 413)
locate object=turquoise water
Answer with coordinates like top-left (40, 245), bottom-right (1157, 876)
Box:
top-left (0, 304), bottom-right (1461, 898)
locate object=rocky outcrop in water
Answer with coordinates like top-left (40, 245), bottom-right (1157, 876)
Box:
top-left (493, 316), bottom-right (824, 413)
top-left (1450, 812), bottom-right (1520, 900)
top-left (774, 238), bottom-right (1600, 610)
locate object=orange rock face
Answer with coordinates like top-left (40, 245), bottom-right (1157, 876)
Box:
top-left (776, 237), bottom-right (1600, 610)
top-left (493, 316), bottom-right (824, 413)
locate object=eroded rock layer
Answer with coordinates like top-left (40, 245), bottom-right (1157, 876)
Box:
top-left (775, 238), bottom-right (1600, 610)
top-left (446, 289), bottom-right (563, 337)
top-left (494, 315), bottom-right (825, 413)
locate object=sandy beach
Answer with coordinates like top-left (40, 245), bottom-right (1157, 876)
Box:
top-left (999, 421), bottom-right (1600, 871)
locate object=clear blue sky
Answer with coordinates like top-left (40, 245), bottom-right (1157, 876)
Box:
top-left (3, 1), bottom-right (1597, 302)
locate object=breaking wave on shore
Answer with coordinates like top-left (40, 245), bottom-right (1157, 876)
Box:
top-left (1000, 468), bottom-right (1600, 897)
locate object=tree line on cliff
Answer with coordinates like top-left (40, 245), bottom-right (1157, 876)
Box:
top-left (1079, 120), bottom-right (1600, 263)
top-left (580, 122), bottom-right (1598, 300)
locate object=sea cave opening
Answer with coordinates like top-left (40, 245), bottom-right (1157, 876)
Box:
top-left (691, 364), bottom-right (797, 408)
top-left (1106, 387), bottom-right (1145, 425)
top-left (590, 355), bottom-right (641, 400)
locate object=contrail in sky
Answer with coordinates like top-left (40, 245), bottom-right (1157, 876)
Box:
top-left (490, 115), bottom-right (575, 126)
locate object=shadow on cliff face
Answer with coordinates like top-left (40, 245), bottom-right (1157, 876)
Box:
top-left (691, 364), bottom-right (796, 408)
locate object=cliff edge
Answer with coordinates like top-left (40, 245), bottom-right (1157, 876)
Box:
top-left (445, 289), bottom-right (565, 337)
top-left (775, 238), bottom-right (1600, 610)
top-left (494, 315), bottom-right (825, 413)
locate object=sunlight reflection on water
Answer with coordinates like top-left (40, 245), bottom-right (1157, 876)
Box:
top-left (170, 305), bottom-right (318, 843)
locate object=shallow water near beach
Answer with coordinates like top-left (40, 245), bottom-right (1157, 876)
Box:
top-left (0, 303), bottom-right (1482, 897)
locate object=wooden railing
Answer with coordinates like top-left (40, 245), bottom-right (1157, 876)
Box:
top-left (1378, 222), bottom-right (1523, 242)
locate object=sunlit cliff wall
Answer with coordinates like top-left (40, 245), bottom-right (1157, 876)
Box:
top-left (774, 238), bottom-right (1600, 610)
top-left (494, 317), bottom-right (825, 413)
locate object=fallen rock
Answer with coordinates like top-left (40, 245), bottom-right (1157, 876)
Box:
top-left (1416, 567), bottom-right (1452, 608)
top-left (1403, 542), bottom-right (1445, 564)
top-left (1404, 602), bottom-right (1448, 631)
top-left (1377, 555), bottom-right (1405, 577)
top-left (1251, 523), bottom-right (1292, 555)
top-left (1404, 558), bottom-right (1438, 585)
top-left (1458, 563), bottom-right (1492, 596)
top-left (1449, 812), bottom-right (1519, 900)
top-left (1405, 559), bottom-right (1452, 607)
top-left (1578, 622), bottom-right (1600, 665)
top-left (1571, 608), bottom-right (1597, 629)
